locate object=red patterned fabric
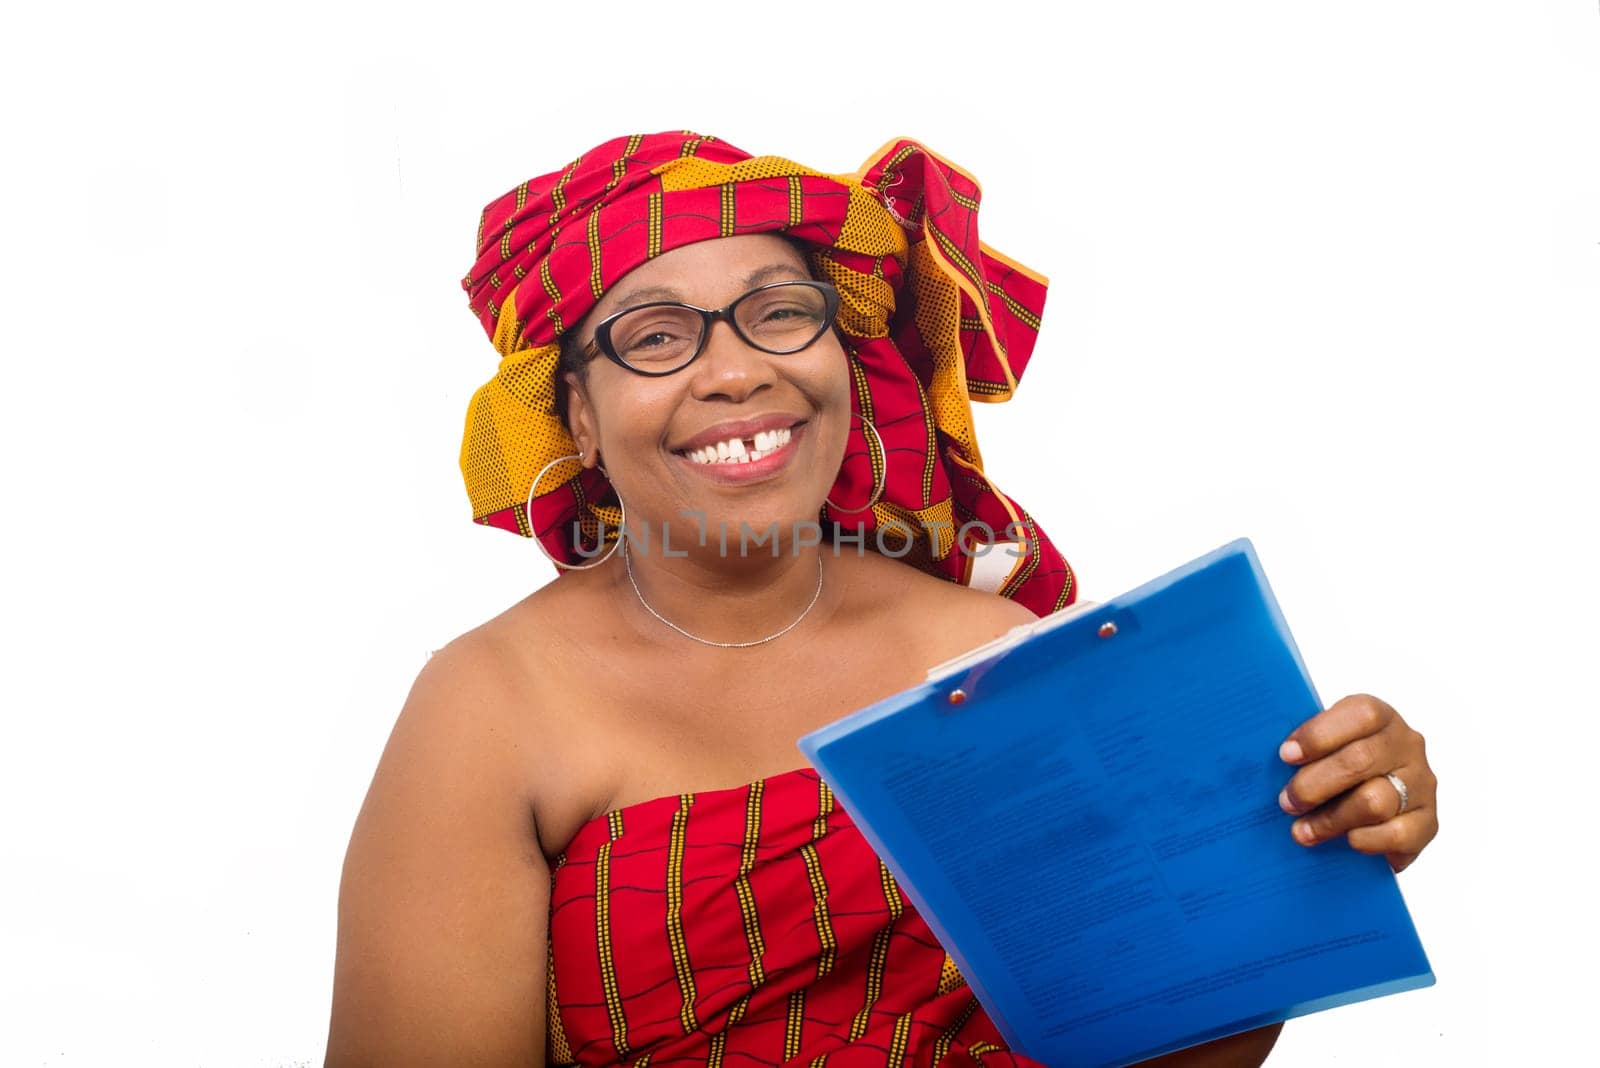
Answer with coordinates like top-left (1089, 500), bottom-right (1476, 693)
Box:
top-left (546, 767), bottom-right (1048, 1067)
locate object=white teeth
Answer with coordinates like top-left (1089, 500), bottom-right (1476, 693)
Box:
top-left (683, 426), bottom-right (795, 465)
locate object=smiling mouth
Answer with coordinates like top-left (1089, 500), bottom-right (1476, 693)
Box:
top-left (679, 425), bottom-right (797, 466)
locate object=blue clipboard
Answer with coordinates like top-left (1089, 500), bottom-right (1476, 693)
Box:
top-left (797, 539), bottom-right (1434, 1068)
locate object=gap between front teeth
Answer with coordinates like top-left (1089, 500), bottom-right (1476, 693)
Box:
top-left (686, 426), bottom-right (793, 465)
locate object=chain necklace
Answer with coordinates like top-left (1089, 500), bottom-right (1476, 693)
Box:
top-left (621, 535), bottom-right (824, 648)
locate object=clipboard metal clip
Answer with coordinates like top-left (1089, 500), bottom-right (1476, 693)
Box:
top-left (943, 611), bottom-right (1121, 708)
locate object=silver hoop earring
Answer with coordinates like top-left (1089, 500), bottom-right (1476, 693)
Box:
top-left (825, 419), bottom-right (885, 514)
top-left (526, 453), bottom-right (626, 571)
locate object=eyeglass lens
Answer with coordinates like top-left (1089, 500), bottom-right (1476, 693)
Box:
top-left (606, 282), bottom-right (832, 370)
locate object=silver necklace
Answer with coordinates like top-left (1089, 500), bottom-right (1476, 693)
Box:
top-left (621, 535), bottom-right (824, 648)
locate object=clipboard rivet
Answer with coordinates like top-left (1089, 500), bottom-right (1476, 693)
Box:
top-left (947, 688), bottom-right (967, 705)
top-left (1098, 621), bottom-right (1118, 638)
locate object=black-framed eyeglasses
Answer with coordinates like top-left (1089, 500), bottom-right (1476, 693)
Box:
top-left (585, 280), bottom-right (841, 377)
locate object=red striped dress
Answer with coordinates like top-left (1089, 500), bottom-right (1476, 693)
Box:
top-left (545, 766), bottom-right (1049, 1067)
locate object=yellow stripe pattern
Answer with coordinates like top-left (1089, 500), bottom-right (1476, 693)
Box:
top-left (587, 208), bottom-right (604, 300)
top-left (934, 994), bottom-right (979, 1064)
top-left (606, 134), bottom-right (644, 195)
top-left (709, 780), bottom-right (767, 1066)
top-left (549, 158), bottom-right (579, 226)
top-left (848, 859), bottom-right (903, 1041)
top-left (596, 809), bottom-right (629, 1059)
top-left (784, 989), bottom-right (806, 1061)
top-left (787, 175), bottom-right (804, 227)
top-left (708, 991), bottom-right (751, 1068)
top-left (647, 192), bottom-right (663, 259)
top-left (719, 183), bottom-right (736, 238)
top-left (735, 780), bottom-right (767, 988)
top-left (667, 794), bottom-right (698, 1034)
top-left (888, 1012), bottom-right (914, 1064)
top-left (927, 228), bottom-right (988, 320)
top-left (539, 259), bottom-right (564, 335)
top-left (801, 779), bottom-right (838, 980)
top-left (986, 279), bottom-right (1041, 330)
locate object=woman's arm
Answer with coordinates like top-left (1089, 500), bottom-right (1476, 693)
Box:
top-left (326, 639), bottom-right (549, 1067)
top-left (1134, 1023), bottom-right (1284, 1066)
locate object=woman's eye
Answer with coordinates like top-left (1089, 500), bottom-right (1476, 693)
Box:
top-left (756, 304), bottom-right (817, 324)
top-left (615, 320), bottom-right (698, 363)
top-left (617, 322), bottom-right (690, 352)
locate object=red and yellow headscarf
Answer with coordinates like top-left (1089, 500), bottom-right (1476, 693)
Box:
top-left (460, 132), bottom-right (1076, 616)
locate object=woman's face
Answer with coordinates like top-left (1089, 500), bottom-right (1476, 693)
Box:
top-left (564, 234), bottom-right (852, 554)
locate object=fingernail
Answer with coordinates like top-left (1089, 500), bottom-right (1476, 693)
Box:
top-left (1278, 788), bottom-right (1299, 814)
top-left (1293, 820), bottom-right (1315, 844)
top-left (1279, 739), bottom-right (1303, 763)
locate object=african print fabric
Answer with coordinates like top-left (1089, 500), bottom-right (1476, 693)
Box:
top-left (546, 766), bottom-right (1048, 1067)
top-left (459, 132), bottom-right (1075, 616)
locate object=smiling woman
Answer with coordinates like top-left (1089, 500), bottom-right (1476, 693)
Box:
top-left (325, 132), bottom-right (1439, 1067)
top-left (455, 133), bottom-right (1077, 608)
top-left (563, 235), bottom-right (855, 567)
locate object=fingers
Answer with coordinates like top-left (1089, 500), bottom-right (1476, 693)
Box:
top-left (1275, 694), bottom-right (1439, 871)
top-left (1278, 693), bottom-right (1395, 766)
top-left (1347, 809), bottom-right (1439, 873)
top-left (1279, 721), bottom-right (1404, 814)
top-left (1278, 694), bottom-right (1426, 815)
top-left (1288, 772), bottom-right (1440, 873)
top-left (1288, 764), bottom-right (1424, 846)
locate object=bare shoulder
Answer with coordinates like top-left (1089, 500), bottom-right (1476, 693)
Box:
top-left (461, 572), bottom-right (628, 846)
top-left (327, 619), bottom-right (554, 1065)
top-left (838, 550), bottom-right (1037, 664)
top-left (406, 625), bottom-right (536, 744)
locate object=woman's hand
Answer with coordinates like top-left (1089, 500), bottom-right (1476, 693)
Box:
top-left (1277, 694), bottom-right (1438, 872)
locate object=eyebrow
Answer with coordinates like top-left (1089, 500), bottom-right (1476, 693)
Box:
top-left (603, 262), bottom-right (810, 315)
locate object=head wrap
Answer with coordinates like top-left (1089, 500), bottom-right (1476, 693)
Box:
top-left (460, 132), bottom-right (1076, 615)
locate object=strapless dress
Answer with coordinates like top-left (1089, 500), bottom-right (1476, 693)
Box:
top-left (545, 765), bottom-right (1048, 1067)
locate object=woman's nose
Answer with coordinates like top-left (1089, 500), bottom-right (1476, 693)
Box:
top-left (689, 319), bottom-right (777, 401)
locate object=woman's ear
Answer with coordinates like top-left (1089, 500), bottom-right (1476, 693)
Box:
top-left (564, 370), bottom-right (601, 469)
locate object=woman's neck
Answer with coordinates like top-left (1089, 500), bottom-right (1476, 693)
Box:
top-left (614, 526), bottom-right (833, 648)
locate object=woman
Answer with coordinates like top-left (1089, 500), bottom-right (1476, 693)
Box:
top-left (327, 133), bottom-right (1439, 1066)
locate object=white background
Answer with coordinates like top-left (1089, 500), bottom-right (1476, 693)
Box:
top-left (2, 2), bottom-right (1595, 1064)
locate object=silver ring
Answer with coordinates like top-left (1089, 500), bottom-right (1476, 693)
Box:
top-left (1384, 771), bottom-right (1410, 815)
